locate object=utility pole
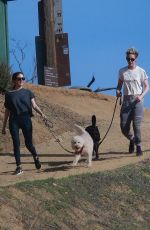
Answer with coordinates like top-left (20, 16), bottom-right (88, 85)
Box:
top-left (36, 0), bottom-right (71, 87)
top-left (43, 0), bottom-right (57, 68)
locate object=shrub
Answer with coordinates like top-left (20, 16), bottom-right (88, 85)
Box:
top-left (0, 63), bottom-right (12, 93)
top-left (0, 63), bottom-right (12, 151)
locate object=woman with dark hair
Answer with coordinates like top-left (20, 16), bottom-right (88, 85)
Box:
top-left (2, 72), bottom-right (46, 175)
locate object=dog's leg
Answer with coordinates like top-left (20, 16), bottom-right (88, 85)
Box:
top-left (94, 142), bottom-right (99, 159)
top-left (87, 152), bottom-right (92, 167)
top-left (72, 154), bottom-right (81, 166)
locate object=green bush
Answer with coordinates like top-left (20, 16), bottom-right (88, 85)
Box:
top-left (0, 63), bottom-right (12, 151)
top-left (0, 63), bottom-right (12, 93)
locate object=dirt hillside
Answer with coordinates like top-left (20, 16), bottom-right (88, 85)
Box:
top-left (0, 83), bottom-right (150, 186)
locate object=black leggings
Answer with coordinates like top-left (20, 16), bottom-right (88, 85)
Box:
top-left (9, 114), bottom-right (38, 166)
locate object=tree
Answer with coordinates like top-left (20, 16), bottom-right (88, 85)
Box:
top-left (10, 39), bottom-right (38, 83)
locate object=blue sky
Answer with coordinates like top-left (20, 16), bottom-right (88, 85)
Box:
top-left (8, 0), bottom-right (150, 107)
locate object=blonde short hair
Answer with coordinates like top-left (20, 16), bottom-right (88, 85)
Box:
top-left (126, 48), bottom-right (139, 58)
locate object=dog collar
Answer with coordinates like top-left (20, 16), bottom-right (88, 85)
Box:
top-left (75, 146), bottom-right (84, 155)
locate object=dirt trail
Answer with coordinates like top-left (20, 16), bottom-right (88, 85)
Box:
top-left (0, 84), bottom-right (150, 186)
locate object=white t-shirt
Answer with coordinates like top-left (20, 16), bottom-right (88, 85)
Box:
top-left (119, 65), bottom-right (148, 95)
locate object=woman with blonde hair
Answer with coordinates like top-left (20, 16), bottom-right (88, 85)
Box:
top-left (116, 48), bottom-right (149, 156)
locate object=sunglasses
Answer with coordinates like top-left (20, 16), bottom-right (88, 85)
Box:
top-left (16, 77), bottom-right (25, 81)
top-left (126, 57), bottom-right (135, 62)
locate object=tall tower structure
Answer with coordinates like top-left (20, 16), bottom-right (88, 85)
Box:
top-left (35, 0), bottom-right (71, 87)
top-left (0, 0), bottom-right (15, 64)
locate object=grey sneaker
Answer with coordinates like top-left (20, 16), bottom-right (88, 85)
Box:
top-left (14, 166), bottom-right (23, 175)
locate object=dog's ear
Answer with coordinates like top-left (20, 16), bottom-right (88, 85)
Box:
top-left (74, 124), bottom-right (85, 135)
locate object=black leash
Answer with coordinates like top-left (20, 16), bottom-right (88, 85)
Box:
top-left (42, 118), bottom-right (74, 154)
top-left (42, 96), bottom-right (121, 154)
top-left (98, 96), bottom-right (120, 146)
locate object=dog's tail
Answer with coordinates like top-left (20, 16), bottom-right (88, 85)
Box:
top-left (74, 124), bottom-right (86, 135)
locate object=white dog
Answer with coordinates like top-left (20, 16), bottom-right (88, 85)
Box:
top-left (71, 124), bottom-right (93, 167)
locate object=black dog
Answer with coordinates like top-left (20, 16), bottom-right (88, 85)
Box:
top-left (85, 115), bottom-right (101, 159)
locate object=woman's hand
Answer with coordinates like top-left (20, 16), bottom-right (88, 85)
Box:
top-left (41, 113), bottom-right (47, 120)
top-left (136, 95), bottom-right (143, 102)
top-left (116, 90), bottom-right (122, 98)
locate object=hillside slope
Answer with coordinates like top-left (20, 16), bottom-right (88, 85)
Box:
top-left (0, 83), bottom-right (150, 186)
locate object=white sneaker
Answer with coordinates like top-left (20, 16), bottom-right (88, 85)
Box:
top-left (14, 166), bottom-right (23, 175)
